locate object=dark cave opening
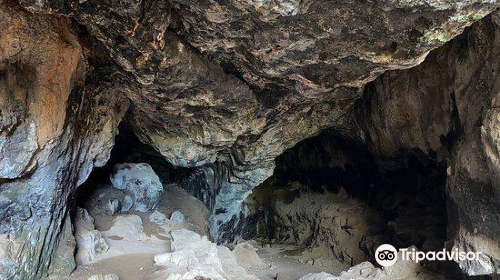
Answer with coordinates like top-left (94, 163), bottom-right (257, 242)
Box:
top-left (241, 128), bottom-right (456, 275)
top-left (74, 121), bottom-right (194, 209)
top-left (69, 120), bottom-right (213, 269)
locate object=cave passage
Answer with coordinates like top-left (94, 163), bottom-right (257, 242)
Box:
top-left (240, 128), bottom-right (451, 274)
top-left (69, 122), bottom-right (489, 280)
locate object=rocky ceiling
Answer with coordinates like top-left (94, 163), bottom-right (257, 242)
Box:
top-left (0, 0), bottom-right (499, 279)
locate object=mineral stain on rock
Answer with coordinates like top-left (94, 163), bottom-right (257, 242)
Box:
top-left (0, 0), bottom-right (500, 279)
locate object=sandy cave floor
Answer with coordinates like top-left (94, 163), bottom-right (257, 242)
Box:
top-left (46, 184), bottom-right (342, 280)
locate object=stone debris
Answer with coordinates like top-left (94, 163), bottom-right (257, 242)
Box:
top-left (87, 274), bottom-right (120, 280)
top-left (299, 247), bottom-right (438, 280)
top-left (74, 208), bottom-right (109, 265)
top-left (102, 215), bottom-right (146, 241)
top-left (153, 229), bottom-right (259, 280)
top-left (233, 242), bottom-right (266, 269)
top-left (110, 163), bottom-right (163, 212)
top-left (150, 210), bottom-right (168, 226)
top-left (169, 210), bottom-right (186, 231)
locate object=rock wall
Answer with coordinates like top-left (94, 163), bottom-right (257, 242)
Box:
top-left (0, 2), bottom-right (128, 279)
top-left (358, 12), bottom-right (500, 275)
top-left (0, 0), bottom-right (499, 278)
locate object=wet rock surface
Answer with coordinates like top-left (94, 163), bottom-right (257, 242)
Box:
top-left (0, 0), bottom-right (499, 279)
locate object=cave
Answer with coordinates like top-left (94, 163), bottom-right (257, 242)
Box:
top-left (66, 122), bottom-right (488, 280)
top-left (1, 1), bottom-right (500, 280)
top-left (240, 129), bottom-right (454, 276)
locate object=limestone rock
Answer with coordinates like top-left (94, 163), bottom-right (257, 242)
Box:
top-left (360, 14), bottom-right (500, 275)
top-left (0, 1), bottom-right (129, 277)
top-left (1, 0), bottom-right (500, 278)
top-left (87, 274), bottom-right (120, 280)
top-left (74, 208), bottom-right (109, 265)
top-left (233, 242), bottom-right (266, 269)
top-left (110, 163), bottom-right (163, 212)
top-left (170, 210), bottom-right (186, 231)
top-left (149, 210), bottom-right (168, 226)
top-left (299, 248), bottom-right (426, 280)
top-left (153, 229), bottom-right (258, 280)
top-left (16, 0), bottom-right (500, 252)
top-left (103, 215), bottom-right (146, 241)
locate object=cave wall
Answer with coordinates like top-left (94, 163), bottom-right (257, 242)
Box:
top-left (0, 0), bottom-right (499, 279)
top-left (359, 13), bottom-right (500, 275)
top-left (0, 2), bottom-right (128, 279)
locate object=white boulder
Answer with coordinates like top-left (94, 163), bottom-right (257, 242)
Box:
top-left (110, 163), bottom-right (163, 212)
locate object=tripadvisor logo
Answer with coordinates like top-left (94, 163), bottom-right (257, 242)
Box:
top-left (375, 244), bottom-right (482, 267)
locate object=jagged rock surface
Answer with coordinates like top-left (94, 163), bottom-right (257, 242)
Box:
top-left (299, 250), bottom-right (436, 280)
top-left (74, 208), bottom-right (109, 265)
top-left (0, 1), bottom-right (129, 279)
top-left (358, 13), bottom-right (500, 275)
top-left (110, 163), bottom-right (163, 212)
top-left (152, 229), bottom-right (259, 280)
top-left (15, 0), bottom-right (500, 243)
top-left (0, 0), bottom-right (499, 279)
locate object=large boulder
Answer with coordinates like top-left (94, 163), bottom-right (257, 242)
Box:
top-left (110, 163), bottom-right (163, 212)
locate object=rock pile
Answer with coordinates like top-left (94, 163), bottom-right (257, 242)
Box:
top-left (300, 247), bottom-right (439, 280)
top-left (153, 229), bottom-right (261, 280)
